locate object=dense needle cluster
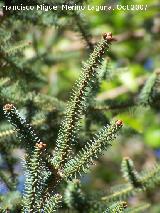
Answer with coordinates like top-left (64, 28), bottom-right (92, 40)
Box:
top-left (0, 1), bottom-right (160, 212)
top-left (1, 27), bottom-right (160, 212)
top-left (2, 33), bottom-right (127, 212)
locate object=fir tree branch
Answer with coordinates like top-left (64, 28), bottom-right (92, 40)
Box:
top-left (38, 152), bottom-right (62, 205)
top-left (0, 118), bottom-right (44, 144)
top-left (101, 183), bottom-right (134, 202)
top-left (104, 201), bottom-right (127, 213)
top-left (122, 157), bottom-right (160, 190)
top-left (43, 194), bottom-right (62, 213)
top-left (60, 120), bottom-right (123, 178)
top-left (101, 158), bottom-right (160, 202)
top-left (73, 11), bottom-right (94, 51)
top-left (140, 163), bottom-right (160, 189)
top-left (121, 157), bottom-right (142, 188)
top-left (0, 170), bottom-right (15, 191)
top-left (1, 40), bottom-right (31, 56)
top-left (3, 104), bottom-right (42, 149)
top-left (139, 72), bottom-right (157, 106)
top-left (0, 129), bottom-right (15, 140)
top-left (64, 179), bottom-right (88, 211)
top-left (0, 144), bottom-right (17, 186)
top-left (139, 69), bottom-right (160, 106)
top-left (23, 144), bottom-right (47, 213)
top-left (52, 32), bottom-right (116, 170)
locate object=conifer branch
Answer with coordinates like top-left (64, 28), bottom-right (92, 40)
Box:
top-left (121, 157), bottom-right (142, 188)
top-left (104, 201), bottom-right (127, 213)
top-left (101, 184), bottom-right (134, 202)
top-left (53, 32), bottom-right (116, 169)
top-left (3, 104), bottom-right (42, 149)
top-left (1, 4), bottom-right (159, 212)
top-left (0, 170), bottom-right (15, 191)
top-left (0, 118), bottom-right (44, 144)
top-left (60, 120), bottom-right (123, 178)
top-left (0, 128), bottom-right (15, 140)
top-left (122, 157), bottom-right (160, 190)
top-left (73, 11), bottom-right (94, 51)
top-left (3, 104), bottom-right (62, 211)
top-left (1, 40), bottom-right (31, 56)
top-left (139, 69), bottom-right (160, 107)
top-left (23, 145), bottom-right (48, 212)
top-left (101, 157), bottom-right (160, 203)
top-left (140, 163), bottom-right (160, 189)
top-left (139, 72), bottom-right (157, 106)
top-left (64, 179), bottom-right (88, 210)
top-left (0, 28), bottom-right (11, 46)
top-left (43, 194), bottom-right (62, 213)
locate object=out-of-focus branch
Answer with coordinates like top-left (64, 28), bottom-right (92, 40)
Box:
top-left (96, 75), bottom-right (147, 101)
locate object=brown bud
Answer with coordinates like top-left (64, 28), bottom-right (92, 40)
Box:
top-left (3, 104), bottom-right (14, 112)
top-left (103, 32), bottom-right (117, 42)
top-left (36, 142), bottom-right (46, 150)
top-left (115, 119), bottom-right (123, 126)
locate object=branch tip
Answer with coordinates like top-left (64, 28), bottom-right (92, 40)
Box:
top-left (35, 142), bottom-right (47, 150)
top-left (123, 202), bottom-right (127, 208)
top-left (115, 119), bottom-right (123, 126)
top-left (3, 103), bottom-right (14, 112)
top-left (103, 32), bottom-right (117, 42)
